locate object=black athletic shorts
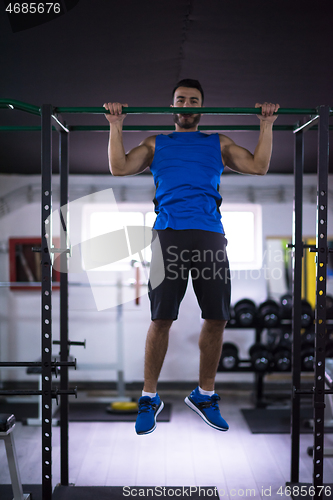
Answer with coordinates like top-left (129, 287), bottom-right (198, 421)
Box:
top-left (148, 228), bottom-right (231, 321)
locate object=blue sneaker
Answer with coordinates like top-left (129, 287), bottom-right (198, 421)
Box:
top-left (135, 394), bottom-right (164, 435)
top-left (184, 387), bottom-right (229, 431)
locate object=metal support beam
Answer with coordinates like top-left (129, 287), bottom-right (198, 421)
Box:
top-left (70, 124), bottom-right (295, 132)
top-left (0, 98), bottom-right (41, 115)
top-left (2, 124), bottom-right (333, 133)
top-left (313, 105), bottom-right (330, 498)
top-left (0, 361), bottom-right (74, 368)
top-left (52, 114), bottom-right (69, 133)
top-left (59, 129), bottom-right (70, 486)
top-left (41, 104), bottom-right (53, 500)
top-left (293, 115), bottom-right (319, 134)
top-left (290, 129), bottom-right (304, 483)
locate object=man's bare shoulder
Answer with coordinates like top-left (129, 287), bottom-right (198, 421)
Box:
top-left (140, 135), bottom-right (157, 153)
top-left (218, 133), bottom-right (235, 149)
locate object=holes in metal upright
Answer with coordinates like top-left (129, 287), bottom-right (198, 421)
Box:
top-left (41, 104), bottom-right (53, 500)
top-left (313, 105), bottom-right (330, 493)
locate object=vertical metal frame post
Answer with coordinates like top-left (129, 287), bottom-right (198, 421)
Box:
top-left (313, 105), bottom-right (330, 496)
top-left (290, 130), bottom-right (304, 483)
top-left (59, 130), bottom-right (69, 485)
top-left (41, 104), bottom-right (53, 500)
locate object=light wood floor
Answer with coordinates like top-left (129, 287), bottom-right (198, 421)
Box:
top-left (1, 389), bottom-right (333, 499)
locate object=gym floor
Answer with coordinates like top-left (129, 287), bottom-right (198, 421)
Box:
top-left (1, 389), bottom-right (333, 499)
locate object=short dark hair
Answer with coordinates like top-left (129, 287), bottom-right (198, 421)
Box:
top-left (172, 79), bottom-right (204, 104)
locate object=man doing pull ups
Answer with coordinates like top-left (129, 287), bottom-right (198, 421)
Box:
top-left (104, 79), bottom-right (279, 435)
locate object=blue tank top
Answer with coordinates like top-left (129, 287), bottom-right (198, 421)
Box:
top-left (149, 131), bottom-right (225, 233)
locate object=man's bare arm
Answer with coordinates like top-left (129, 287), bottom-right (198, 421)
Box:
top-left (104, 102), bottom-right (155, 176)
top-left (220, 102), bottom-right (280, 175)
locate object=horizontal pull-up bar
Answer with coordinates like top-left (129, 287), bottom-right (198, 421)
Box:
top-left (56, 106), bottom-right (319, 115)
top-left (1, 125), bottom-right (332, 133)
top-left (73, 124), bottom-right (296, 131)
top-left (1, 100), bottom-right (324, 115)
top-left (0, 124), bottom-right (296, 132)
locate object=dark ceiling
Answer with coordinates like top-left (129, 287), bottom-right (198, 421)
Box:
top-left (0, 0), bottom-right (332, 176)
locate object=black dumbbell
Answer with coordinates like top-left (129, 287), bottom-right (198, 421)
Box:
top-left (302, 330), bottom-right (315, 346)
top-left (218, 342), bottom-right (239, 371)
top-left (280, 293), bottom-right (292, 319)
top-left (280, 329), bottom-right (292, 343)
top-left (257, 299), bottom-right (280, 328)
top-left (234, 299), bottom-right (257, 327)
top-left (266, 328), bottom-right (284, 348)
top-left (273, 337), bottom-right (292, 372)
top-left (274, 348), bottom-right (292, 372)
top-left (249, 343), bottom-right (273, 372)
top-left (279, 295), bottom-right (314, 327)
top-left (301, 300), bottom-right (313, 328)
top-left (300, 331), bottom-right (315, 371)
top-left (301, 347), bottom-right (315, 371)
top-left (228, 306), bottom-right (237, 327)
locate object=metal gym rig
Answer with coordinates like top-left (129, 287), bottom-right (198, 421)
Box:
top-left (0, 101), bottom-right (332, 500)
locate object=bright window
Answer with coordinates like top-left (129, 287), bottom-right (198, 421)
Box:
top-left (221, 204), bottom-right (262, 270)
top-left (82, 204), bottom-right (262, 271)
top-left (82, 203), bottom-right (151, 271)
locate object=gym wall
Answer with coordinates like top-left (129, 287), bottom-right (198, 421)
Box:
top-left (0, 173), bottom-right (333, 384)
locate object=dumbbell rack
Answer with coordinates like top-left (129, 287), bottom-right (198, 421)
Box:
top-left (223, 321), bottom-right (298, 408)
top-left (219, 319), bottom-right (320, 408)
top-left (224, 323), bottom-right (266, 407)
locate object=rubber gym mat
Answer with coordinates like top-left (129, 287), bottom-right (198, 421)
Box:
top-left (53, 402), bottom-right (172, 422)
top-left (241, 407), bottom-right (333, 434)
top-left (52, 485), bottom-right (220, 499)
top-left (0, 484), bottom-right (42, 500)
